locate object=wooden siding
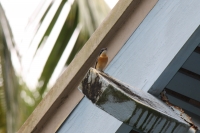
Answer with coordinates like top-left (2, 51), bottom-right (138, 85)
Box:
top-left (114, 0), bottom-right (200, 132)
top-left (182, 52), bottom-right (200, 75)
top-left (58, 0), bottom-right (200, 133)
top-left (106, 0), bottom-right (200, 97)
top-left (164, 45), bottom-right (200, 128)
top-left (166, 72), bottom-right (200, 102)
top-left (166, 95), bottom-right (200, 119)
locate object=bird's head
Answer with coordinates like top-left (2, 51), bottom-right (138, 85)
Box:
top-left (100, 48), bottom-right (107, 55)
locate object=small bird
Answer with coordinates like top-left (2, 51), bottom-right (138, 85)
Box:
top-left (95, 48), bottom-right (108, 71)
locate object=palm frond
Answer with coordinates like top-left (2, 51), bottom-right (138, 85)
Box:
top-left (0, 0), bottom-right (110, 132)
top-left (0, 4), bottom-right (19, 133)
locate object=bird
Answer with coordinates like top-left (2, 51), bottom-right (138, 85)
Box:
top-left (95, 48), bottom-right (108, 72)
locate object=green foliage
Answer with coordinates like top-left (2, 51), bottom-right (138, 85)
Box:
top-left (0, 0), bottom-right (110, 132)
top-left (38, 0), bottom-right (110, 95)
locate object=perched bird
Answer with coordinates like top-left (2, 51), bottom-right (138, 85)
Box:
top-left (95, 48), bottom-right (108, 71)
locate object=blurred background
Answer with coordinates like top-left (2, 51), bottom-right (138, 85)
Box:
top-left (0, 0), bottom-right (118, 132)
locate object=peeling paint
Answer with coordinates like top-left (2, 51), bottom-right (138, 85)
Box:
top-left (160, 90), bottom-right (198, 132)
top-left (80, 70), bottom-right (103, 103)
top-left (78, 68), bottom-right (194, 133)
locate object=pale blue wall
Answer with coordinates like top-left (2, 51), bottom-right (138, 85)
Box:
top-left (57, 0), bottom-right (200, 132)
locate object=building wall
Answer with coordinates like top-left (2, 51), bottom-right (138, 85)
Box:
top-left (57, 0), bottom-right (200, 132)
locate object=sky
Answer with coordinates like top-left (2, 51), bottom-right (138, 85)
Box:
top-left (0, 0), bottom-right (118, 89)
top-left (105, 0), bottom-right (118, 8)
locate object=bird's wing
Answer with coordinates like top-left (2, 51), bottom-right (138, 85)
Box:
top-left (94, 56), bottom-right (99, 68)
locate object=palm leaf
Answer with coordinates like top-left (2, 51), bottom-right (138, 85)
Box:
top-left (21, 0), bottom-right (110, 95)
top-left (0, 4), bottom-right (19, 133)
top-left (0, 0), bottom-right (110, 132)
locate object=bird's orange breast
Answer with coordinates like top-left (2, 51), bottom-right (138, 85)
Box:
top-left (96, 56), bottom-right (108, 71)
